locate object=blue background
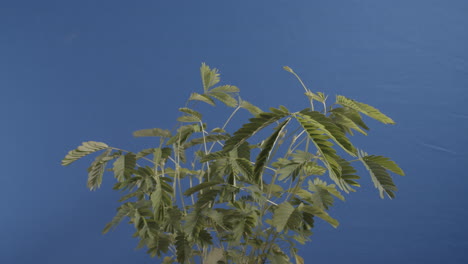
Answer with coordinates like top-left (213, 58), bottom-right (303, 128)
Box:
top-left (1, 1), bottom-right (467, 263)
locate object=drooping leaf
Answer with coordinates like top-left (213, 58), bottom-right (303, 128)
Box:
top-left (136, 147), bottom-right (172, 160)
top-left (272, 202), bottom-right (295, 232)
top-left (253, 118), bottom-right (291, 183)
top-left (208, 91), bottom-right (238, 107)
top-left (87, 148), bottom-right (112, 190)
top-left (336, 95), bottom-right (395, 124)
top-left (62, 141), bottom-right (109, 166)
top-left (331, 107), bottom-right (369, 131)
top-left (363, 155), bottom-right (405, 176)
top-left (113, 153), bottom-right (136, 182)
top-left (188, 92), bottom-right (216, 106)
top-left (223, 107), bottom-right (290, 152)
top-left (102, 202), bottom-right (134, 234)
top-left (358, 150), bottom-right (399, 199)
top-left (175, 232), bottom-right (191, 264)
top-left (240, 100), bottom-right (263, 116)
top-left (294, 113), bottom-right (348, 192)
top-left (133, 128), bottom-right (172, 138)
top-left (299, 110), bottom-right (356, 156)
top-left (330, 109), bottom-right (368, 135)
top-left (277, 161), bottom-right (306, 181)
top-left (197, 229), bottom-right (213, 247)
top-left (233, 158), bottom-right (254, 180)
top-left (184, 181), bottom-right (223, 196)
top-left (337, 158), bottom-right (360, 189)
top-left (298, 204), bottom-right (339, 228)
top-left (179, 107), bottom-right (202, 120)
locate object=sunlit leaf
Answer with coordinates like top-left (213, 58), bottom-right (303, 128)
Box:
top-left (62, 141), bottom-right (109, 166)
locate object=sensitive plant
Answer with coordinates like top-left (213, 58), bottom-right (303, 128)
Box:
top-left (62, 64), bottom-right (404, 264)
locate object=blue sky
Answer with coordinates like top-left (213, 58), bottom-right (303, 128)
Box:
top-left (1, 1), bottom-right (467, 263)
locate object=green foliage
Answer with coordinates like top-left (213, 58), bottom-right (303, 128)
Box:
top-left (62, 64), bottom-right (404, 263)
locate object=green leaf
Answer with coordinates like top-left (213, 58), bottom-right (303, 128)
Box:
top-left (188, 92), bottom-right (216, 106)
top-left (183, 134), bottom-right (230, 148)
top-left (300, 110), bottom-right (356, 156)
top-left (330, 110), bottom-right (368, 135)
top-left (253, 118), bottom-right (290, 183)
top-left (240, 100), bottom-right (263, 116)
top-left (272, 202), bottom-right (295, 232)
top-left (223, 107), bottom-right (290, 152)
top-left (210, 85), bottom-right (239, 93)
top-left (234, 158), bottom-right (254, 180)
top-left (87, 149), bottom-right (112, 190)
top-left (133, 128), bottom-right (172, 138)
top-left (136, 147), bottom-right (172, 160)
top-left (299, 204), bottom-right (339, 228)
top-left (175, 232), bottom-right (191, 264)
top-left (277, 161), bottom-right (306, 181)
top-left (177, 115), bottom-right (200, 123)
top-left (308, 178), bottom-right (344, 209)
top-left (295, 113), bottom-right (352, 192)
top-left (197, 229), bottom-right (213, 247)
top-left (331, 107), bottom-right (369, 131)
top-left (201, 63), bottom-right (220, 92)
top-left (102, 202), bottom-right (134, 234)
top-left (62, 141), bottom-right (109, 166)
top-left (337, 158), bottom-right (360, 189)
top-left (179, 107), bottom-right (202, 119)
top-left (364, 155), bottom-right (405, 176)
top-left (294, 254), bottom-right (304, 264)
top-left (184, 181), bottom-right (223, 196)
top-left (268, 245), bottom-right (292, 264)
top-left (358, 150), bottom-right (399, 199)
top-left (208, 91), bottom-right (238, 107)
top-left (113, 153), bottom-right (136, 182)
top-left (336, 95), bottom-right (395, 124)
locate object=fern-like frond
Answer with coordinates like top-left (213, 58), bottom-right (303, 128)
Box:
top-left (330, 109), bottom-right (368, 135)
top-left (272, 202), bottom-right (295, 232)
top-left (102, 202), bottom-right (134, 234)
top-left (113, 153), bottom-right (136, 182)
top-left (135, 147), bottom-right (172, 160)
top-left (201, 63), bottom-right (220, 92)
top-left (87, 149), bottom-right (112, 190)
top-left (223, 107), bottom-right (290, 152)
top-left (336, 95), bottom-right (395, 124)
top-left (208, 91), bottom-right (238, 107)
top-left (210, 85), bottom-right (239, 93)
top-left (337, 158), bottom-right (360, 190)
top-left (299, 110), bottom-right (356, 156)
top-left (133, 128), bottom-right (172, 138)
top-left (308, 178), bottom-right (344, 210)
top-left (240, 100), bottom-right (263, 116)
top-left (62, 141), bottom-right (109, 166)
top-left (253, 118), bottom-right (290, 183)
top-left (175, 232), bottom-right (191, 264)
top-left (298, 204), bottom-right (339, 228)
top-left (358, 150), bottom-right (398, 199)
top-left (184, 181), bottom-right (223, 196)
top-left (188, 92), bottom-right (216, 106)
top-left (294, 113), bottom-right (350, 192)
